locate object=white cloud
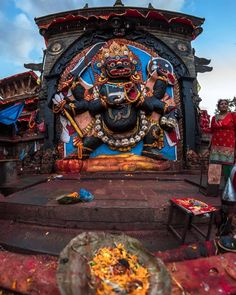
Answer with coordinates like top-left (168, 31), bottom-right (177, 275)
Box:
top-left (14, 0), bottom-right (186, 18)
top-left (14, 0), bottom-right (85, 17)
top-left (198, 55), bottom-right (236, 116)
top-left (0, 12), bottom-right (42, 67)
top-left (15, 12), bottom-right (31, 28)
top-left (0, 0), bottom-right (186, 78)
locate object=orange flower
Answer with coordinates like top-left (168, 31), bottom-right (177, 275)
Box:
top-left (89, 244), bottom-right (149, 295)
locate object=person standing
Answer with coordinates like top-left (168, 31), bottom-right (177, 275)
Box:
top-left (209, 99), bottom-right (236, 176)
top-left (206, 99), bottom-right (236, 197)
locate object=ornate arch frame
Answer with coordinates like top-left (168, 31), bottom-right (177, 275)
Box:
top-left (44, 29), bottom-right (197, 163)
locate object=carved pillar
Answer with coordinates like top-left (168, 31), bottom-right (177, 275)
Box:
top-left (180, 77), bottom-right (199, 152)
top-left (39, 87), bottom-right (56, 150)
top-left (43, 105), bottom-right (55, 149)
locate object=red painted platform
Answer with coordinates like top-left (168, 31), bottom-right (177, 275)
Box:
top-left (0, 248), bottom-right (235, 295)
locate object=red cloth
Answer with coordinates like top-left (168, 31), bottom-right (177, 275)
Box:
top-left (200, 110), bottom-right (211, 133)
top-left (171, 198), bottom-right (217, 215)
top-left (166, 129), bottom-right (178, 145)
top-left (0, 251), bottom-right (59, 295)
top-left (209, 112), bottom-right (236, 165)
top-left (168, 253), bottom-right (236, 295)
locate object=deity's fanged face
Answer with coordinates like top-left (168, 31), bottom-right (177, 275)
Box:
top-left (147, 58), bottom-right (175, 85)
top-left (105, 56), bottom-right (133, 78)
top-left (96, 41), bottom-right (139, 81)
top-left (148, 59), bottom-right (171, 76)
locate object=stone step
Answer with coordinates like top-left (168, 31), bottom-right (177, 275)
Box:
top-left (0, 176), bottom-right (220, 230)
top-left (0, 220), bottom-right (208, 256)
top-left (0, 174), bottom-right (220, 254)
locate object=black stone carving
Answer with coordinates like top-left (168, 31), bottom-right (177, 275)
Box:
top-left (113, 0), bottom-right (124, 7)
top-left (174, 40), bottom-right (191, 56)
top-left (47, 41), bottom-right (65, 55)
top-left (47, 29), bottom-right (189, 102)
top-left (125, 31), bottom-right (189, 78)
top-left (194, 56), bottom-right (213, 73)
top-left (44, 29), bottom-right (198, 150)
top-left (24, 62), bottom-right (43, 72)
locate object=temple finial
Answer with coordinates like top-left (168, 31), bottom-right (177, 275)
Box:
top-left (113, 0), bottom-right (124, 7)
top-left (148, 3), bottom-right (154, 9)
top-left (83, 3), bottom-right (88, 8)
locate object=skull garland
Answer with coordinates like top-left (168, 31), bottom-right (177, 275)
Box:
top-left (52, 39), bottom-right (180, 160)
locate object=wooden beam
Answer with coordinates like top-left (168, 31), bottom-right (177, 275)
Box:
top-left (27, 75), bottom-right (32, 90)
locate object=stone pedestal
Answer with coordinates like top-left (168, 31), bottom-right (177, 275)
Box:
top-left (0, 159), bottom-right (18, 185)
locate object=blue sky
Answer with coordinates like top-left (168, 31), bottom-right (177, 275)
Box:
top-left (0, 0), bottom-right (235, 115)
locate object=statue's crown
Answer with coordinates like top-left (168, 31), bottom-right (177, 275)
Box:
top-left (100, 41), bottom-right (133, 60)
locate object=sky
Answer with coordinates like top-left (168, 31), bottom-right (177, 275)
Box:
top-left (0, 0), bottom-right (236, 116)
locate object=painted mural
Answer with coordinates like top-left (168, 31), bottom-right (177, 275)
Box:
top-left (52, 39), bottom-right (181, 171)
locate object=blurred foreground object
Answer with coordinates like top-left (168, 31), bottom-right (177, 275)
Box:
top-left (57, 232), bottom-right (171, 295)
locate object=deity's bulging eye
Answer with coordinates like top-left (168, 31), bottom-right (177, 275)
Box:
top-left (132, 59), bottom-right (137, 65)
top-left (115, 56), bottom-right (120, 60)
top-left (151, 66), bottom-right (157, 71)
top-left (97, 63), bottom-right (102, 68)
top-left (108, 62), bottom-right (116, 68)
top-left (123, 61), bottom-right (129, 66)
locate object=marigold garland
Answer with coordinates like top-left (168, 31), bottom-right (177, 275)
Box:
top-left (89, 243), bottom-right (149, 295)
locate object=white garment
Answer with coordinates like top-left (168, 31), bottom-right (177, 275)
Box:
top-left (53, 92), bottom-right (71, 143)
top-left (60, 115), bottom-right (70, 143)
top-left (222, 165), bottom-right (236, 202)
